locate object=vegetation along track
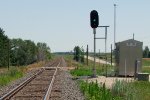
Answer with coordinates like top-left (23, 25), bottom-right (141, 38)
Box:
top-left (0, 57), bottom-right (64, 100)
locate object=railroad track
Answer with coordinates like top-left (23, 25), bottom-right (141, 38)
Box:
top-left (0, 58), bottom-right (63, 100)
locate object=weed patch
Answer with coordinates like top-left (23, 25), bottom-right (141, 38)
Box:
top-left (70, 67), bottom-right (92, 76)
top-left (111, 80), bottom-right (150, 100)
top-left (0, 67), bottom-right (23, 87)
top-left (79, 80), bottom-right (121, 100)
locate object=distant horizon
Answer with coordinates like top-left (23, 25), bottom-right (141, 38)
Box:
top-left (3, 30), bottom-right (148, 53)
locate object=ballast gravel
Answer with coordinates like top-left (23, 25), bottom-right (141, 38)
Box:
top-left (51, 68), bottom-right (85, 100)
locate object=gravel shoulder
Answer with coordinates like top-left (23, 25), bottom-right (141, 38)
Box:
top-left (51, 68), bottom-right (85, 100)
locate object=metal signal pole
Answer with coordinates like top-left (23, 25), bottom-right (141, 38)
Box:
top-left (93, 28), bottom-right (96, 77)
top-left (114, 4), bottom-right (117, 50)
top-left (97, 26), bottom-right (109, 77)
top-left (105, 27), bottom-right (107, 77)
top-left (87, 45), bottom-right (89, 66)
top-left (111, 44), bottom-right (112, 66)
top-left (99, 49), bottom-right (100, 67)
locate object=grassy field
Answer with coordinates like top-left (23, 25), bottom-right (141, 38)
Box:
top-left (142, 58), bottom-right (150, 66)
top-left (142, 58), bottom-right (150, 73)
top-left (64, 55), bottom-right (150, 74)
top-left (64, 55), bottom-right (114, 77)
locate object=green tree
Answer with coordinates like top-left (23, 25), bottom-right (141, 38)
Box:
top-left (0, 28), bottom-right (9, 67)
top-left (10, 39), bottom-right (38, 66)
top-left (0, 28), bottom-right (52, 67)
top-left (37, 42), bottom-right (51, 61)
top-left (73, 46), bottom-right (85, 63)
top-left (24, 40), bottom-right (37, 64)
top-left (10, 39), bottom-right (27, 66)
top-left (73, 46), bottom-right (81, 62)
top-left (143, 46), bottom-right (149, 58)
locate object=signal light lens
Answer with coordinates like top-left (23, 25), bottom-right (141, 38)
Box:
top-left (90, 10), bottom-right (99, 28)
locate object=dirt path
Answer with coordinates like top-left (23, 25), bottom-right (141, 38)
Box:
top-left (84, 56), bottom-right (115, 66)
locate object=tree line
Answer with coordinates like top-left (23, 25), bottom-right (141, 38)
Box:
top-left (0, 28), bottom-right (51, 67)
top-left (72, 46), bottom-right (150, 62)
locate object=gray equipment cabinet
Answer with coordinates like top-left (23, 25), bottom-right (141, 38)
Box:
top-left (115, 39), bottom-right (143, 76)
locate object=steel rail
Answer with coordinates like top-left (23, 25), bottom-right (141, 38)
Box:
top-left (46, 57), bottom-right (62, 67)
top-left (48, 60), bottom-right (59, 67)
top-left (44, 59), bottom-right (61, 100)
top-left (0, 68), bottom-right (44, 100)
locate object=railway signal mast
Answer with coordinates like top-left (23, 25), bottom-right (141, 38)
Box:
top-left (90, 10), bottom-right (109, 77)
top-left (114, 4), bottom-right (117, 50)
top-left (90, 10), bottom-right (99, 77)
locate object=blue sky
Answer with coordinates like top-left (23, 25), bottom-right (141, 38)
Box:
top-left (0, 0), bottom-right (150, 52)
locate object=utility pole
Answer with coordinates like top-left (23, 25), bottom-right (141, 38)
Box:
top-left (7, 40), bottom-right (10, 70)
top-left (114, 4), bottom-right (117, 50)
top-left (111, 44), bottom-right (112, 66)
top-left (99, 49), bottom-right (100, 67)
top-left (86, 45), bottom-right (89, 66)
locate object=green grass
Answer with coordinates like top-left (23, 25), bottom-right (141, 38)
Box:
top-left (142, 66), bottom-right (150, 73)
top-left (111, 80), bottom-right (134, 99)
top-left (79, 80), bottom-right (121, 100)
top-left (64, 54), bottom-right (115, 77)
top-left (70, 62), bottom-right (105, 76)
top-left (142, 59), bottom-right (150, 66)
top-left (79, 79), bottom-right (150, 100)
top-left (0, 67), bottom-right (23, 87)
top-left (129, 81), bottom-right (150, 100)
top-left (142, 59), bottom-right (150, 73)
top-left (70, 67), bottom-right (93, 76)
top-left (70, 62), bottom-right (114, 77)
top-left (63, 54), bottom-right (115, 77)
top-left (111, 80), bottom-right (150, 100)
